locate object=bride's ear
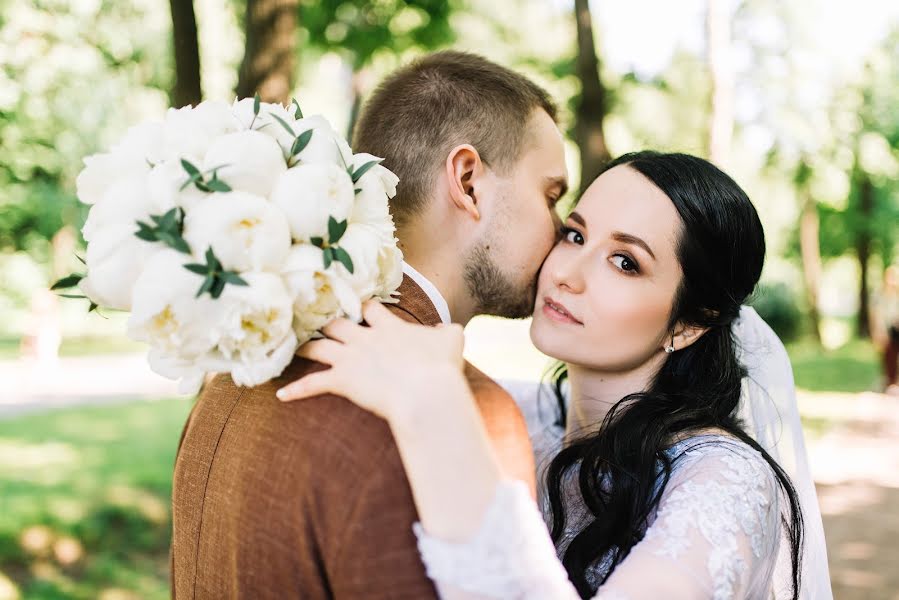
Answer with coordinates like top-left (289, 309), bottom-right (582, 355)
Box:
top-left (445, 144), bottom-right (482, 221)
top-left (667, 322), bottom-right (710, 353)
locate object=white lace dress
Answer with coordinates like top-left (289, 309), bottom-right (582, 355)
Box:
top-left (413, 382), bottom-right (785, 600)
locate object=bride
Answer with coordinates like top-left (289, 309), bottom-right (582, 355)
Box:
top-left (277, 151), bottom-right (830, 599)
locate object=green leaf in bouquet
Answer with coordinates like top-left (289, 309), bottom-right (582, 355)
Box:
top-left (195, 276), bottom-right (214, 298)
top-left (351, 159), bottom-right (382, 184)
top-left (221, 271), bottom-right (249, 286)
top-left (210, 278), bottom-right (226, 299)
top-left (184, 263), bottom-right (210, 275)
top-left (290, 130), bottom-right (313, 158)
top-left (59, 293), bottom-right (87, 299)
top-left (292, 98), bottom-right (303, 119)
top-left (269, 113), bottom-right (297, 137)
top-left (327, 217), bottom-right (347, 244)
top-left (322, 247), bottom-right (335, 269)
top-left (253, 93), bottom-right (261, 115)
top-left (333, 139), bottom-right (350, 170)
top-left (205, 174), bottom-right (232, 193)
top-left (88, 302), bottom-right (101, 314)
top-left (50, 273), bottom-right (85, 290)
top-left (310, 237), bottom-right (324, 248)
top-left (354, 188), bottom-right (362, 195)
top-left (169, 234), bottom-right (192, 255)
top-left (333, 247), bottom-right (354, 274)
top-left (181, 158), bottom-right (201, 178)
top-left (75, 254), bottom-right (86, 265)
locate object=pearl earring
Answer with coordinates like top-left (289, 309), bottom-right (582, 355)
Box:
top-left (665, 334), bottom-right (675, 354)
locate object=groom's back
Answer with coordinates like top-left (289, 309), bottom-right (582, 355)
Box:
top-left (170, 359), bottom-right (439, 599)
top-left (170, 277), bottom-right (535, 599)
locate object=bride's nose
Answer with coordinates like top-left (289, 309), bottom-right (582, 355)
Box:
top-left (550, 255), bottom-right (585, 295)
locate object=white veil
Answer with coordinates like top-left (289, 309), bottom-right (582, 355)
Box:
top-left (733, 306), bottom-right (833, 600)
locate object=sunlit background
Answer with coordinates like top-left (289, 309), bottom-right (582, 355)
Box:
top-left (2, 0), bottom-right (899, 598)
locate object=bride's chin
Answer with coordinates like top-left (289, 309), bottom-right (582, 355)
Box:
top-left (529, 315), bottom-right (571, 360)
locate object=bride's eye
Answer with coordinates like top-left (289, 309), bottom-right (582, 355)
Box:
top-left (611, 254), bottom-right (640, 274)
top-left (560, 226), bottom-right (584, 245)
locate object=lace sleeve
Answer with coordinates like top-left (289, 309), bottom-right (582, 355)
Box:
top-left (595, 442), bottom-right (782, 600)
top-left (413, 441), bottom-right (782, 600)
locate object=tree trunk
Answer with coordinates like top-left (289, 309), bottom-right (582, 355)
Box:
top-left (798, 189), bottom-right (823, 344)
top-left (706, 0), bottom-right (733, 167)
top-left (856, 174), bottom-right (874, 338)
top-left (236, 0), bottom-right (299, 104)
top-left (573, 0), bottom-right (610, 196)
top-left (169, 0), bottom-right (202, 107)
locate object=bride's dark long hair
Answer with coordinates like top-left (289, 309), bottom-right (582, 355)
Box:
top-left (544, 151), bottom-right (803, 598)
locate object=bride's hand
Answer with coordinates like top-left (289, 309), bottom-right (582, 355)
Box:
top-left (276, 300), bottom-right (467, 423)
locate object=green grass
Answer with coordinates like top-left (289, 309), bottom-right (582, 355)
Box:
top-left (0, 398), bottom-right (192, 600)
top-left (786, 338), bottom-right (881, 393)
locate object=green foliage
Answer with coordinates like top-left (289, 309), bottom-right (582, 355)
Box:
top-left (298, 0), bottom-right (457, 69)
top-left (0, 0), bottom-right (173, 261)
top-left (750, 283), bottom-right (804, 343)
top-left (787, 338), bottom-right (881, 393)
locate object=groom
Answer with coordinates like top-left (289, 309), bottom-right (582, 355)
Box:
top-left (169, 51), bottom-right (570, 598)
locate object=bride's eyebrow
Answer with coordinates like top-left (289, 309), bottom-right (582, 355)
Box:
top-left (567, 211), bottom-right (587, 228)
top-left (611, 231), bottom-right (656, 260)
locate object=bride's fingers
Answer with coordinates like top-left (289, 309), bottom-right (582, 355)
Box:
top-left (296, 339), bottom-right (344, 365)
top-left (276, 369), bottom-right (340, 402)
top-left (361, 299), bottom-right (394, 327)
top-left (320, 318), bottom-right (362, 343)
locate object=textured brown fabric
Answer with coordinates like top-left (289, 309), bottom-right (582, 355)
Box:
top-left (170, 274), bottom-right (535, 599)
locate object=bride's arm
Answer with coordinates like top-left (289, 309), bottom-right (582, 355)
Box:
top-left (276, 301), bottom-right (580, 599)
top-left (276, 301), bottom-right (505, 541)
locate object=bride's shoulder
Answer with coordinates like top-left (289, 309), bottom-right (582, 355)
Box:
top-left (667, 432), bottom-right (779, 494)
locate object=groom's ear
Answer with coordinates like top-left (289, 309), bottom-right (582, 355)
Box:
top-left (445, 144), bottom-right (482, 221)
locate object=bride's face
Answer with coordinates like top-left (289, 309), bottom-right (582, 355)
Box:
top-left (530, 164), bottom-right (685, 372)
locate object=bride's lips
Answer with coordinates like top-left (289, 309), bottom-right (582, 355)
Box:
top-left (542, 297), bottom-right (583, 325)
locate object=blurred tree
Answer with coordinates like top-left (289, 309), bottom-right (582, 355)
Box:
top-left (237, 0), bottom-right (299, 103)
top-left (169, 0), bottom-right (203, 107)
top-left (572, 0), bottom-right (610, 196)
top-left (706, 0), bottom-right (734, 167)
top-left (297, 0), bottom-right (456, 136)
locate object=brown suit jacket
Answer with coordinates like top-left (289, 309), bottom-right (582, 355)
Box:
top-left (170, 275), bottom-right (535, 599)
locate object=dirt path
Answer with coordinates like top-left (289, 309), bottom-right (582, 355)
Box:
top-left (800, 391), bottom-right (899, 599)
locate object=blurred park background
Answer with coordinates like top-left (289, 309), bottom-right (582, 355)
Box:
top-left (2, 0), bottom-right (899, 598)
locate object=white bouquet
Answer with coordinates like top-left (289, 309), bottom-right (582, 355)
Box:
top-left (53, 96), bottom-right (404, 394)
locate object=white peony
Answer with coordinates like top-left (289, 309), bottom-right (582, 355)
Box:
top-left (78, 229), bottom-right (162, 311)
top-left (182, 191), bottom-right (291, 273)
top-left (375, 241), bottom-right (404, 301)
top-left (81, 175), bottom-right (175, 243)
top-left (201, 130), bottom-right (286, 198)
top-left (349, 153), bottom-right (398, 230)
top-left (269, 162), bottom-right (354, 242)
top-left (282, 244), bottom-right (362, 335)
top-left (145, 160), bottom-right (210, 213)
top-left (289, 115), bottom-right (354, 167)
top-left (147, 348), bottom-right (207, 395)
top-left (190, 271), bottom-right (298, 387)
top-left (75, 121), bottom-right (165, 205)
top-left (162, 100), bottom-right (239, 163)
top-left (127, 249), bottom-right (224, 358)
top-left (333, 223), bottom-right (386, 299)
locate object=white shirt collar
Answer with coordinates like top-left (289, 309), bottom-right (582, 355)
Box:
top-left (402, 262), bottom-right (451, 325)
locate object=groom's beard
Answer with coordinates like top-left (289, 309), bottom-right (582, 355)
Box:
top-left (463, 244), bottom-right (536, 319)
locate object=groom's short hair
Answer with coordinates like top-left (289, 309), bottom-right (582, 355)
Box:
top-left (353, 51), bottom-right (557, 229)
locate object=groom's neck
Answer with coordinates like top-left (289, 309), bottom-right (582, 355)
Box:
top-left (400, 241), bottom-right (476, 327)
